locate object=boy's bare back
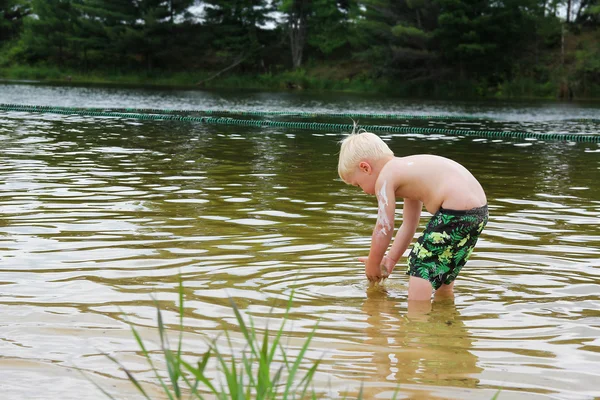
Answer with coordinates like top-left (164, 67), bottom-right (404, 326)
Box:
top-left (377, 155), bottom-right (487, 214)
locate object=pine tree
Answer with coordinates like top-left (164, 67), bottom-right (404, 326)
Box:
top-left (0, 0), bottom-right (30, 44)
top-left (75, 0), bottom-right (193, 70)
top-left (203, 0), bottom-right (273, 62)
top-left (353, 0), bottom-right (439, 80)
top-left (435, 0), bottom-right (540, 81)
top-left (20, 0), bottom-right (80, 65)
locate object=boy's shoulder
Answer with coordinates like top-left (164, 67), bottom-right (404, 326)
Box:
top-left (376, 157), bottom-right (408, 186)
top-left (377, 154), bottom-right (441, 184)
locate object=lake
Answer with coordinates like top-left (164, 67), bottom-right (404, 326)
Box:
top-left (1, 83), bottom-right (599, 399)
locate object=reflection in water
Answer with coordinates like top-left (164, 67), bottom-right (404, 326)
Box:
top-left (339, 287), bottom-right (481, 399)
top-left (0, 86), bottom-right (600, 399)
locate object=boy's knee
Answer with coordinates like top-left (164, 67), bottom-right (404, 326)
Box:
top-left (408, 276), bottom-right (433, 301)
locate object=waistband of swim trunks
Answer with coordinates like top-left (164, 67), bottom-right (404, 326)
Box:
top-left (438, 204), bottom-right (488, 216)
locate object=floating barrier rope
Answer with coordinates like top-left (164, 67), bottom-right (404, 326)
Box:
top-left (0, 103), bottom-right (482, 121)
top-left (1, 103), bottom-right (599, 143)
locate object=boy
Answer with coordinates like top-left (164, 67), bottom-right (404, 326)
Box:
top-left (338, 130), bottom-right (488, 301)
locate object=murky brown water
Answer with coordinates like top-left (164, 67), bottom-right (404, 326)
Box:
top-left (1, 83), bottom-right (600, 399)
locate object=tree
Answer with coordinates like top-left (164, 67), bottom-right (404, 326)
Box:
top-left (75, 0), bottom-right (194, 70)
top-left (307, 0), bottom-right (359, 57)
top-left (279, 0), bottom-right (310, 68)
top-left (279, 0), bottom-right (358, 68)
top-left (75, 0), bottom-right (138, 68)
top-left (573, 0), bottom-right (600, 25)
top-left (19, 0), bottom-right (80, 66)
top-left (0, 0), bottom-right (30, 45)
top-left (203, 0), bottom-right (273, 62)
top-left (353, 0), bottom-right (439, 80)
top-left (434, 0), bottom-right (540, 81)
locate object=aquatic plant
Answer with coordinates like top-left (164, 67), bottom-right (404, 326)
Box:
top-left (85, 277), bottom-right (326, 399)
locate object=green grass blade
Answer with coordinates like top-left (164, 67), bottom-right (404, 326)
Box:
top-left (264, 291), bottom-right (296, 398)
top-left (278, 342), bottom-right (291, 371)
top-left (154, 299), bottom-right (181, 399)
top-left (257, 327), bottom-right (271, 397)
top-left (180, 356), bottom-right (218, 394)
top-left (282, 321), bottom-right (320, 398)
top-left (242, 348), bottom-right (258, 390)
top-left (177, 276), bottom-right (185, 380)
top-left (228, 297), bottom-right (260, 361)
top-left (242, 352), bottom-right (254, 400)
top-left (236, 362), bottom-right (245, 400)
top-left (267, 290), bottom-right (294, 364)
top-left (103, 352), bottom-right (152, 400)
top-left (225, 330), bottom-right (241, 399)
top-left (210, 336), bottom-right (240, 399)
top-left (391, 384), bottom-right (401, 400)
top-left (77, 368), bottom-right (119, 400)
top-left (128, 319), bottom-right (175, 400)
top-left (180, 373), bottom-right (204, 400)
top-left (491, 389), bottom-right (502, 400)
top-left (297, 359), bottom-right (322, 399)
top-left (267, 365), bottom-right (284, 399)
top-left (357, 382), bottom-right (364, 400)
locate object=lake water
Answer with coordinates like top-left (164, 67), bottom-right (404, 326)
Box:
top-left (1, 83), bottom-right (599, 399)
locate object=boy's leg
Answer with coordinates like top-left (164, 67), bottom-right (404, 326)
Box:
top-left (434, 281), bottom-right (455, 300)
top-left (407, 275), bottom-right (433, 301)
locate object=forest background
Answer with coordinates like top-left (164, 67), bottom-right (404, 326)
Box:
top-left (0, 0), bottom-right (599, 99)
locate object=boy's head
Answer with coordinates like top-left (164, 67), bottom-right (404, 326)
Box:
top-left (338, 130), bottom-right (394, 184)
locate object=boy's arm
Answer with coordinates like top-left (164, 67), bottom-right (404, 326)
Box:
top-left (385, 198), bottom-right (422, 271)
top-left (364, 179), bottom-right (396, 282)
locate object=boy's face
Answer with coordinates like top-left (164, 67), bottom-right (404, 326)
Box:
top-left (347, 162), bottom-right (376, 195)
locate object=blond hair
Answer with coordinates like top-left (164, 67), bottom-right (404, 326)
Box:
top-left (337, 129), bottom-right (394, 182)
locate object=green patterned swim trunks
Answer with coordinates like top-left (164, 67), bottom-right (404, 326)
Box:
top-left (406, 205), bottom-right (488, 290)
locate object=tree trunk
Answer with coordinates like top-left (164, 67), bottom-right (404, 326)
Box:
top-left (541, 0), bottom-right (547, 16)
top-left (575, 0), bottom-right (591, 22)
top-left (289, 15), bottom-right (307, 69)
top-left (288, 0), bottom-right (309, 69)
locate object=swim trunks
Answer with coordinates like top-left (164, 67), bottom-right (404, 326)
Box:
top-left (406, 205), bottom-right (488, 290)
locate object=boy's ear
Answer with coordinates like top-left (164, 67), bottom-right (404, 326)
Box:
top-left (359, 161), bottom-right (371, 173)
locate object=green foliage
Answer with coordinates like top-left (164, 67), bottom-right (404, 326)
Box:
top-left (435, 0), bottom-right (541, 79)
top-left (17, 0), bottom-right (80, 65)
top-left (306, 0), bottom-right (358, 56)
top-left (1, 0), bottom-right (599, 98)
top-left (82, 278), bottom-right (327, 399)
top-left (391, 24), bottom-right (430, 41)
top-left (0, 0), bottom-right (30, 44)
top-left (204, 0), bottom-right (273, 61)
top-left (575, 41), bottom-right (600, 73)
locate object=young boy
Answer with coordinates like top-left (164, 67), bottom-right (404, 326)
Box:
top-left (338, 130), bottom-right (488, 301)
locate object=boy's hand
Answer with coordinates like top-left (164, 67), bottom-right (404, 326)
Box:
top-left (380, 255), bottom-right (396, 275)
top-left (358, 255), bottom-right (397, 282)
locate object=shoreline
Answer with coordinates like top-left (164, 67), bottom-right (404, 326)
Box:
top-left (1, 72), bottom-right (599, 102)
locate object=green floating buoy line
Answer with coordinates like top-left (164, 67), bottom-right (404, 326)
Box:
top-left (1, 103), bottom-right (598, 143)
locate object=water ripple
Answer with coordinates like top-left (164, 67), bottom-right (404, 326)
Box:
top-left (0, 92), bottom-right (599, 399)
